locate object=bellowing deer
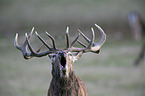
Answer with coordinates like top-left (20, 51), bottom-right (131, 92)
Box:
top-left (14, 24), bottom-right (106, 96)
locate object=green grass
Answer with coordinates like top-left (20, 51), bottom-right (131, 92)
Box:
top-left (0, 39), bottom-right (145, 96)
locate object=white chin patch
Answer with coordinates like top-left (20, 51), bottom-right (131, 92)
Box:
top-left (60, 65), bottom-right (69, 78)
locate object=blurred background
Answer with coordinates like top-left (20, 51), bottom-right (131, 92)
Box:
top-left (0, 0), bottom-right (145, 96)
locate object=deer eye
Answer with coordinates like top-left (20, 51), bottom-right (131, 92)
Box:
top-left (50, 55), bottom-right (56, 61)
top-left (68, 54), bottom-right (72, 56)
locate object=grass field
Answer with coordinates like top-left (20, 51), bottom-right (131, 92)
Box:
top-left (0, 38), bottom-right (145, 96)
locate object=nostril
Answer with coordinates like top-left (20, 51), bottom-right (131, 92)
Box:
top-left (61, 56), bottom-right (66, 67)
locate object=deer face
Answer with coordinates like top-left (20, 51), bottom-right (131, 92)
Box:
top-left (49, 51), bottom-right (76, 78)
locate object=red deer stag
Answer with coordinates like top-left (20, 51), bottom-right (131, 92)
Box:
top-left (14, 24), bottom-right (106, 96)
top-left (128, 11), bottom-right (145, 65)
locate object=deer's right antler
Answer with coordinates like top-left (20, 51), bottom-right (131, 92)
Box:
top-left (14, 27), bottom-right (58, 59)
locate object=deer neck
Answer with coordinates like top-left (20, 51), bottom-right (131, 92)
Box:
top-left (50, 70), bottom-right (81, 95)
top-left (52, 70), bottom-right (77, 86)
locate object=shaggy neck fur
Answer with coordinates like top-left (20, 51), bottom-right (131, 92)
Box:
top-left (52, 71), bottom-right (79, 95)
top-left (48, 70), bottom-right (88, 96)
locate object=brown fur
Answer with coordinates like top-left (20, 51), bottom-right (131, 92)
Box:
top-left (47, 52), bottom-right (88, 96)
top-left (48, 70), bottom-right (88, 96)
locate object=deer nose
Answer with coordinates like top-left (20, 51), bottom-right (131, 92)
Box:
top-left (58, 51), bottom-right (66, 57)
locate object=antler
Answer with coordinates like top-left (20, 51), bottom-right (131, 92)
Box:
top-left (14, 27), bottom-right (58, 59)
top-left (14, 24), bottom-right (106, 59)
top-left (67, 24), bottom-right (106, 53)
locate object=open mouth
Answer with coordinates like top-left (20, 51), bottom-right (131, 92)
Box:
top-left (60, 56), bottom-right (66, 68)
top-left (59, 56), bottom-right (68, 77)
top-left (58, 52), bottom-right (68, 77)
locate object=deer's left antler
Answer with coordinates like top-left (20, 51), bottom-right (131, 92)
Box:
top-left (68, 24), bottom-right (106, 53)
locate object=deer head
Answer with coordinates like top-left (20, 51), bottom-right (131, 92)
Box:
top-left (49, 51), bottom-right (76, 78)
top-left (14, 24), bottom-right (106, 95)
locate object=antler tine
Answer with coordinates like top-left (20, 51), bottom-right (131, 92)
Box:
top-left (25, 33), bottom-right (36, 55)
top-left (66, 26), bottom-right (70, 48)
top-left (14, 33), bottom-right (21, 50)
top-left (94, 24), bottom-right (106, 47)
top-left (78, 29), bottom-right (90, 43)
top-left (23, 27), bottom-right (34, 47)
top-left (35, 31), bottom-right (52, 50)
top-left (70, 33), bottom-right (80, 47)
top-left (28, 27), bottom-right (34, 39)
top-left (77, 40), bottom-right (87, 48)
top-left (86, 27), bottom-right (95, 49)
top-left (45, 32), bottom-right (57, 50)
